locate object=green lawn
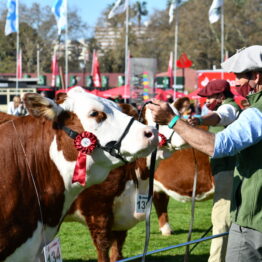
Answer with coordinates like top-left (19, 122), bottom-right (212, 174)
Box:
top-left (58, 198), bottom-right (213, 262)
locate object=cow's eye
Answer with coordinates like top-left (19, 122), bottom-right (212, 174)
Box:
top-left (89, 110), bottom-right (99, 117)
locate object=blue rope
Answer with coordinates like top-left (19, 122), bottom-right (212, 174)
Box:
top-left (117, 232), bottom-right (229, 262)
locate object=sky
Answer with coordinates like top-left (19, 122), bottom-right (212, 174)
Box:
top-left (20, 0), bottom-right (167, 27)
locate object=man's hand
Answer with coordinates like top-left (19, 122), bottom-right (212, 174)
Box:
top-left (187, 117), bottom-right (201, 126)
top-left (147, 99), bottom-right (175, 125)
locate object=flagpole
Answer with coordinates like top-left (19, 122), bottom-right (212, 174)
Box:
top-left (221, 1), bottom-right (224, 79)
top-left (65, 0), bottom-right (68, 90)
top-left (173, 2), bottom-right (178, 102)
top-left (124, 0), bottom-right (129, 103)
top-left (16, 0), bottom-right (19, 92)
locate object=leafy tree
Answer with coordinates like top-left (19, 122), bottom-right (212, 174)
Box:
top-left (132, 1), bottom-right (148, 27)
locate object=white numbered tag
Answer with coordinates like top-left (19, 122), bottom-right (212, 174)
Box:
top-left (43, 238), bottom-right (63, 262)
top-left (136, 193), bottom-right (148, 213)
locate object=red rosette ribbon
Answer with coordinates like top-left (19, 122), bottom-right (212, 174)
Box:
top-left (72, 132), bottom-right (98, 186)
top-left (158, 133), bottom-right (167, 147)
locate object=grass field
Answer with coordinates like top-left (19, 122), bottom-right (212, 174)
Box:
top-left (58, 198), bottom-right (213, 262)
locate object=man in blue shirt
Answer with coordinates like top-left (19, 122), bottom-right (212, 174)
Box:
top-left (148, 45), bottom-right (262, 262)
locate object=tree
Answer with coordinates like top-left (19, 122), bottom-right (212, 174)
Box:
top-left (0, 2), bottom-right (89, 73)
top-left (132, 1), bottom-right (148, 28)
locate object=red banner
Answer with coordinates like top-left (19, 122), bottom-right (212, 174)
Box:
top-left (92, 50), bottom-right (102, 88)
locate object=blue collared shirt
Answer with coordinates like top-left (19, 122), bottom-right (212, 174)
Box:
top-left (213, 108), bottom-right (262, 158)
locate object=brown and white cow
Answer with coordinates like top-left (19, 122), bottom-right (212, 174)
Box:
top-left (0, 87), bottom-right (159, 262)
top-left (153, 147), bottom-right (214, 236)
top-left (65, 104), bottom-right (187, 262)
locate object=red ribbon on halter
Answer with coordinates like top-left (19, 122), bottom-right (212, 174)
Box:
top-left (72, 131), bottom-right (98, 186)
top-left (158, 133), bottom-right (167, 147)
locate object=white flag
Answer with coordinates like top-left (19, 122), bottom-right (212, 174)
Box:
top-left (52, 0), bottom-right (67, 35)
top-left (169, 0), bottom-right (191, 24)
top-left (209, 0), bottom-right (224, 24)
top-left (108, 0), bottom-right (128, 19)
top-left (5, 0), bottom-right (18, 35)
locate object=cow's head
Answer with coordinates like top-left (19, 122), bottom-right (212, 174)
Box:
top-left (24, 87), bottom-right (159, 186)
top-left (142, 103), bottom-right (187, 161)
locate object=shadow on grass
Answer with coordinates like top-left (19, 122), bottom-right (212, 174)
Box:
top-left (129, 254), bottom-right (209, 262)
top-left (150, 228), bottom-right (211, 235)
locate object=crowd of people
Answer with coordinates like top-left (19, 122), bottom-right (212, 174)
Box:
top-left (4, 45), bottom-right (262, 262)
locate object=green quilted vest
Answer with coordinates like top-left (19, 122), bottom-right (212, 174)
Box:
top-left (231, 90), bottom-right (262, 231)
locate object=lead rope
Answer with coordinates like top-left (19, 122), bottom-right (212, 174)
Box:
top-left (139, 101), bottom-right (158, 262)
top-left (141, 145), bottom-right (158, 262)
top-left (183, 148), bottom-right (198, 262)
top-left (11, 120), bottom-right (47, 247)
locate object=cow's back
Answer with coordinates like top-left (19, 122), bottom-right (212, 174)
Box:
top-left (154, 147), bottom-right (214, 202)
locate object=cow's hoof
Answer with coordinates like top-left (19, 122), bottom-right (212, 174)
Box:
top-left (160, 223), bottom-right (174, 236)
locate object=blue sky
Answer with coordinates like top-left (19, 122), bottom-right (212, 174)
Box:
top-left (20, 0), bottom-right (167, 26)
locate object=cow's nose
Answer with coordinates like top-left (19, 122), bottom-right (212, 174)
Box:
top-left (144, 130), bottom-right (153, 138)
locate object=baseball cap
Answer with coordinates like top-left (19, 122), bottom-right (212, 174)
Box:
top-left (197, 79), bottom-right (230, 97)
top-left (221, 45), bottom-right (262, 73)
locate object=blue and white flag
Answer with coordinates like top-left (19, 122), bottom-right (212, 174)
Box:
top-left (108, 0), bottom-right (128, 19)
top-left (52, 0), bottom-right (67, 35)
top-left (169, 0), bottom-right (191, 24)
top-left (209, 0), bottom-right (224, 24)
top-left (5, 0), bottom-right (18, 35)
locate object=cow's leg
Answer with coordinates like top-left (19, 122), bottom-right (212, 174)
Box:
top-left (87, 216), bottom-right (113, 262)
top-left (110, 230), bottom-right (127, 262)
top-left (153, 191), bottom-right (174, 235)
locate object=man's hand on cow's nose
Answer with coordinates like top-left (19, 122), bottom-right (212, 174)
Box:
top-left (148, 99), bottom-right (175, 125)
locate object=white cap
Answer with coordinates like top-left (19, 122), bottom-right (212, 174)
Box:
top-left (221, 45), bottom-right (262, 73)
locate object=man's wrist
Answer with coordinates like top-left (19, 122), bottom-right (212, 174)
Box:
top-left (168, 115), bottom-right (180, 129)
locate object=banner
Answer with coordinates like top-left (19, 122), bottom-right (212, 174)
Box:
top-left (108, 0), bottom-right (128, 19)
top-left (52, 0), bottom-right (67, 35)
top-left (167, 52), bottom-right (174, 87)
top-left (91, 50), bottom-right (102, 88)
top-left (209, 0), bottom-right (224, 24)
top-left (17, 49), bottom-right (22, 79)
top-left (5, 0), bottom-right (18, 35)
top-left (51, 53), bottom-right (59, 87)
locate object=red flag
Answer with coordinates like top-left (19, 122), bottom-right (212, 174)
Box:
top-left (51, 52), bottom-right (59, 87)
top-left (92, 50), bottom-right (102, 88)
top-left (167, 52), bottom-right (173, 87)
top-left (17, 49), bottom-right (22, 79)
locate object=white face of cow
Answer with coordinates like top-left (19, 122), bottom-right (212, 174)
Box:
top-left (63, 88), bottom-right (158, 161)
top-left (144, 105), bottom-right (186, 161)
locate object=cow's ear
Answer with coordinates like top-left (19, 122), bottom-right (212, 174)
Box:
top-left (118, 103), bottom-right (139, 119)
top-left (24, 93), bottom-right (62, 120)
top-left (55, 92), bottom-right (67, 104)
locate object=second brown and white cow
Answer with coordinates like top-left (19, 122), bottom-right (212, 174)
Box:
top-left (0, 87), bottom-right (159, 262)
top-left (153, 147), bottom-right (214, 236)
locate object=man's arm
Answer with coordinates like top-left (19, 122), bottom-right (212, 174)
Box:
top-left (174, 119), bottom-right (215, 156)
top-left (148, 100), bottom-right (215, 156)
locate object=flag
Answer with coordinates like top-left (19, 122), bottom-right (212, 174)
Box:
top-left (52, 0), bottom-right (67, 35)
top-left (167, 52), bottom-right (174, 87)
top-left (169, 0), bottom-right (191, 24)
top-left (209, 0), bottom-right (224, 24)
top-left (17, 49), bottom-right (22, 79)
top-left (5, 0), bottom-right (18, 35)
top-left (92, 50), bottom-right (102, 88)
top-left (51, 53), bottom-right (59, 87)
top-left (108, 0), bottom-right (128, 19)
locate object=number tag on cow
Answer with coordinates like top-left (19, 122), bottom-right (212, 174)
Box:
top-left (136, 194), bottom-right (148, 213)
top-left (43, 238), bottom-right (62, 262)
